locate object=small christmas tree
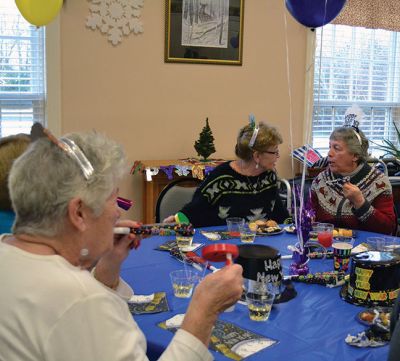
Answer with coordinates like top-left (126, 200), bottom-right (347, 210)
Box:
top-left (194, 118), bottom-right (216, 161)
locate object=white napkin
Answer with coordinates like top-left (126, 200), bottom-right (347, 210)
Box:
top-left (128, 294), bottom-right (155, 304)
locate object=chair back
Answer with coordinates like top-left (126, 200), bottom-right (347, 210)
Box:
top-left (155, 178), bottom-right (201, 223)
top-left (278, 178), bottom-right (292, 216)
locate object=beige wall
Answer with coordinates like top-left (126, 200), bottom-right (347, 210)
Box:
top-left (58, 1), bottom-right (308, 221)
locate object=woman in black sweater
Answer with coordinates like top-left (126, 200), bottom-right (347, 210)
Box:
top-left (164, 121), bottom-right (289, 227)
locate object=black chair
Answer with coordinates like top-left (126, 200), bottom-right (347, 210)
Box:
top-left (155, 177), bottom-right (202, 223)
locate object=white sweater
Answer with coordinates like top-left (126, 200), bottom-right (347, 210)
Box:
top-left (0, 236), bottom-right (212, 361)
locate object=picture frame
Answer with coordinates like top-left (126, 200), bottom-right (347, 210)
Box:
top-left (165, 0), bottom-right (244, 65)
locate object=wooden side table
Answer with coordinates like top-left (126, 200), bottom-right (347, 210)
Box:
top-left (132, 159), bottom-right (227, 224)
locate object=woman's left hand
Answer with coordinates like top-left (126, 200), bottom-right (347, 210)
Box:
top-left (342, 182), bottom-right (365, 209)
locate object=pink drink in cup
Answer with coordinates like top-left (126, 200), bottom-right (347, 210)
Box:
top-left (316, 223), bottom-right (334, 248)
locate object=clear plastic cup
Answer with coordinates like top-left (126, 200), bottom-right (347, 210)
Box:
top-left (169, 270), bottom-right (198, 298)
top-left (316, 223), bottom-right (334, 248)
top-left (366, 237), bottom-right (386, 251)
top-left (382, 237), bottom-right (400, 252)
top-left (226, 217), bottom-right (245, 237)
top-left (175, 235), bottom-right (193, 249)
top-left (245, 291), bottom-right (275, 321)
top-left (239, 223), bottom-right (257, 243)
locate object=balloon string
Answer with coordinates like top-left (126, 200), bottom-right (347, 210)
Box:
top-left (282, 2), bottom-right (301, 249)
top-left (283, 0), bottom-right (328, 252)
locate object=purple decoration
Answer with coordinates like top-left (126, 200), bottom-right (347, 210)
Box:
top-left (117, 196), bottom-right (133, 211)
top-left (290, 261), bottom-right (309, 276)
top-left (204, 166), bottom-right (214, 177)
top-left (290, 249), bottom-right (310, 276)
top-left (285, 0), bottom-right (347, 28)
top-left (289, 186), bottom-right (315, 276)
top-left (160, 166), bottom-right (175, 180)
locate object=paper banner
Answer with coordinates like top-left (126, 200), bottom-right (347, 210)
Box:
top-left (191, 165), bottom-right (205, 180)
top-left (160, 166), bottom-right (175, 180)
top-left (175, 165), bottom-right (191, 177)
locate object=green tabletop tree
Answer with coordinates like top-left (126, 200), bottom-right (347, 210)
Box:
top-left (194, 118), bottom-right (216, 161)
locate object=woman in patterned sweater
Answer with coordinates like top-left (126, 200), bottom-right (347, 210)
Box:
top-left (164, 121), bottom-right (289, 227)
top-left (311, 126), bottom-right (396, 235)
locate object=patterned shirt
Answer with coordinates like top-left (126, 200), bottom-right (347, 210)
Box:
top-left (311, 163), bottom-right (396, 235)
top-left (181, 162), bottom-right (289, 227)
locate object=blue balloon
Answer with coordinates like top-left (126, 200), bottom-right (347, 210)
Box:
top-left (285, 0), bottom-right (347, 28)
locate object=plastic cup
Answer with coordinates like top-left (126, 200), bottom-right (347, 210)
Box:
top-left (169, 270), bottom-right (198, 298)
top-left (332, 237), bottom-right (354, 272)
top-left (316, 223), bottom-right (334, 248)
top-left (245, 291), bottom-right (275, 321)
top-left (366, 237), bottom-right (386, 251)
top-left (226, 217), bottom-right (245, 237)
top-left (175, 235), bottom-right (193, 249)
top-left (382, 237), bottom-right (400, 252)
top-left (239, 223), bottom-right (257, 243)
top-left (309, 222), bottom-right (320, 240)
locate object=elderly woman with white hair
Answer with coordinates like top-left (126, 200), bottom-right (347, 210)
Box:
top-left (0, 130), bottom-right (243, 361)
top-left (311, 125), bottom-right (397, 235)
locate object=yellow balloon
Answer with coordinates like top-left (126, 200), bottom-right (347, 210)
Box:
top-left (15, 0), bottom-right (63, 27)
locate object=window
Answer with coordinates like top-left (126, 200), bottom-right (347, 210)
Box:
top-left (0, 0), bottom-right (46, 137)
top-left (311, 24), bottom-right (400, 155)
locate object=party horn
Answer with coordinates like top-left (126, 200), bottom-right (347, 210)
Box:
top-left (113, 223), bottom-right (194, 236)
top-left (169, 248), bottom-right (202, 271)
top-left (186, 251), bottom-right (219, 272)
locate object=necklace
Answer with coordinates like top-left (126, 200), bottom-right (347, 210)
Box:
top-left (236, 160), bottom-right (263, 194)
top-left (246, 175), bottom-right (262, 194)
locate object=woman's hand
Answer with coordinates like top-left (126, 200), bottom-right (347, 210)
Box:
top-left (342, 182), bottom-right (365, 209)
top-left (94, 219), bottom-right (141, 289)
top-left (181, 264), bottom-right (243, 346)
top-left (163, 215), bottom-right (176, 223)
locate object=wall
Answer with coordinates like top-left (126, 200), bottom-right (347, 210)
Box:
top-left (58, 1), bottom-right (308, 221)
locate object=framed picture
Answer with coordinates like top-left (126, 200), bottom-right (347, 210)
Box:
top-left (165, 0), bottom-right (244, 65)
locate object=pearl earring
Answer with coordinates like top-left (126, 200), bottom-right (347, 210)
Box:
top-left (80, 248), bottom-right (89, 257)
top-left (255, 163), bottom-right (259, 169)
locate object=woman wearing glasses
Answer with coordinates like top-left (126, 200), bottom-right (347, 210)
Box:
top-left (164, 121), bottom-right (289, 227)
top-left (0, 131), bottom-right (243, 361)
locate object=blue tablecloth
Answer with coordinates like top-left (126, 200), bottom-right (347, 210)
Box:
top-left (121, 228), bottom-right (393, 361)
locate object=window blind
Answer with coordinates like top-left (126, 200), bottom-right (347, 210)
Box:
top-left (312, 24), bottom-right (400, 155)
top-left (0, 0), bottom-right (45, 137)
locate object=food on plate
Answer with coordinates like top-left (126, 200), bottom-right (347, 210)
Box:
top-left (248, 222), bottom-right (258, 232)
top-left (265, 220), bottom-right (278, 227)
top-left (359, 311), bottom-right (375, 323)
top-left (333, 228), bottom-right (353, 237)
top-left (249, 220), bottom-right (281, 234)
top-left (359, 308), bottom-right (391, 326)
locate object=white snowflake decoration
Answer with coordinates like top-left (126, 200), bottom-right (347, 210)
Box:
top-left (86, 0), bottom-right (144, 46)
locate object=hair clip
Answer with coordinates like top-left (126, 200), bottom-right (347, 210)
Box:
top-left (43, 127), bottom-right (94, 180)
top-left (249, 114), bottom-right (256, 129)
top-left (249, 124), bottom-right (259, 148)
top-left (59, 138), bottom-right (94, 180)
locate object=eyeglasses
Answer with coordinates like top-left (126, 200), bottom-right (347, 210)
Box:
top-left (263, 150), bottom-right (280, 156)
top-left (117, 196), bottom-right (133, 211)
